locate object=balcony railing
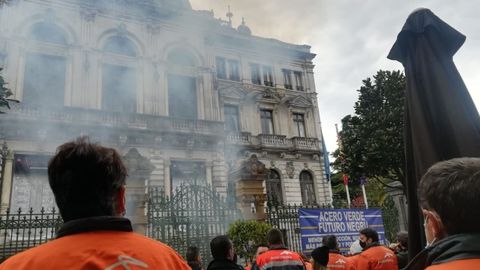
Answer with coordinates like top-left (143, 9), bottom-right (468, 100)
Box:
top-left (225, 133), bottom-right (320, 151)
top-left (7, 105), bottom-right (224, 136)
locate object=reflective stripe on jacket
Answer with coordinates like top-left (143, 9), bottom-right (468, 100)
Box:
top-left (355, 244), bottom-right (398, 270)
top-left (256, 248), bottom-right (306, 270)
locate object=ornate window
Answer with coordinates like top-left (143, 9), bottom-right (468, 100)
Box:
top-left (23, 22), bottom-right (68, 108)
top-left (300, 171), bottom-right (316, 205)
top-left (266, 169), bottom-right (283, 204)
top-left (101, 36), bottom-right (138, 112)
top-left (103, 36), bottom-right (137, 57)
top-left (293, 113), bottom-right (306, 137)
top-left (167, 49), bottom-right (196, 66)
top-left (260, 109), bottom-right (274, 134)
top-left (29, 22), bottom-right (68, 45)
top-left (224, 105), bottom-right (240, 132)
top-left (168, 74), bottom-right (197, 119)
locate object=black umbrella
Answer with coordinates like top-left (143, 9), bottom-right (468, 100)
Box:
top-left (388, 8), bottom-right (480, 259)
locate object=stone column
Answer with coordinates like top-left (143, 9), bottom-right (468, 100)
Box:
top-left (385, 181), bottom-right (408, 231)
top-left (0, 150), bottom-right (14, 213)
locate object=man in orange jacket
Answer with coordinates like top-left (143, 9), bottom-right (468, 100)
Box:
top-left (255, 228), bottom-right (306, 270)
top-left (322, 235), bottom-right (355, 270)
top-left (354, 228), bottom-right (398, 270)
top-left (0, 137), bottom-right (190, 269)
top-left (405, 158), bottom-right (480, 270)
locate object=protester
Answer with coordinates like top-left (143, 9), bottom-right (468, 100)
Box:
top-left (310, 246), bottom-right (329, 270)
top-left (0, 137), bottom-right (190, 269)
top-left (255, 228), bottom-right (305, 270)
top-left (390, 231), bottom-right (408, 269)
top-left (353, 227), bottom-right (397, 270)
top-left (322, 235), bottom-right (355, 270)
top-left (187, 246), bottom-right (204, 270)
top-left (207, 235), bottom-right (243, 270)
top-left (405, 158), bottom-right (480, 270)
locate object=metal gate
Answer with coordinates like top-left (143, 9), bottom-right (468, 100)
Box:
top-left (147, 184), bottom-right (241, 265)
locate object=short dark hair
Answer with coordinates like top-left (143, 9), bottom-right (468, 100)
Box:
top-left (396, 231), bottom-right (408, 249)
top-left (210, 235), bottom-right (232, 259)
top-left (418, 157), bottom-right (480, 235)
top-left (48, 137), bottom-right (127, 222)
top-left (267, 228), bottom-right (284, 245)
top-left (186, 246), bottom-right (200, 262)
top-left (360, 228), bottom-right (379, 242)
top-left (322, 235), bottom-right (338, 250)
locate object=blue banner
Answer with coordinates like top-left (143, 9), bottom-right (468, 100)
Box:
top-left (299, 208), bottom-right (386, 254)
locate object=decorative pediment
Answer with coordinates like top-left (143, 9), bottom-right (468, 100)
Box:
top-left (123, 148), bottom-right (155, 180)
top-left (218, 85), bottom-right (248, 100)
top-left (286, 95), bottom-right (313, 108)
top-left (251, 88), bottom-right (283, 103)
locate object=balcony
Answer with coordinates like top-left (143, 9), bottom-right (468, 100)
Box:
top-left (6, 104), bottom-right (225, 136)
top-left (225, 132), bottom-right (320, 152)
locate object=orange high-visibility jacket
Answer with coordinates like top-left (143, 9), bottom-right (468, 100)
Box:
top-left (256, 248), bottom-right (306, 270)
top-left (354, 244), bottom-right (398, 270)
top-left (328, 252), bottom-right (356, 270)
top-left (0, 218), bottom-right (190, 270)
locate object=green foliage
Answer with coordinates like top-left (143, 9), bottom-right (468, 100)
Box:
top-left (0, 68), bottom-right (12, 113)
top-left (227, 220), bottom-right (272, 264)
top-left (333, 70), bottom-right (406, 186)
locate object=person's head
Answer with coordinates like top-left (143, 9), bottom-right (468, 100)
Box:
top-left (396, 231), bottom-right (408, 250)
top-left (48, 137), bottom-right (127, 222)
top-left (359, 228), bottom-right (379, 249)
top-left (418, 157), bottom-right (480, 245)
top-left (186, 246), bottom-right (201, 263)
top-left (322, 235), bottom-right (338, 251)
top-left (266, 228), bottom-right (284, 246)
top-left (210, 235), bottom-right (234, 261)
top-left (311, 246), bottom-right (329, 270)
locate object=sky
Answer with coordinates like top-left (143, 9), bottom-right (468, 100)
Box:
top-left (189, 0), bottom-right (480, 156)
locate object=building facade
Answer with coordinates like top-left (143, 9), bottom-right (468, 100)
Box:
top-left (0, 0), bottom-right (332, 226)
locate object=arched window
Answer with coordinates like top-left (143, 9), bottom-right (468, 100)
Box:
top-left (300, 171), bottom-right (316, 205)
top-left (266, 169), bottom-right (283, 204)
top-left (103, 35), bottom-right (137, 57)
top-left (167, 48), bottom-right (196, 66)
top-left (29, 22), bottom-right (68, 45)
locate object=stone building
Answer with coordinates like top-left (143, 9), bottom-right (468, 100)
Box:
top-left (0, 0), bottom-right (332, 227)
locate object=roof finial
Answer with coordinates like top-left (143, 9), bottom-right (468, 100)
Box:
top-left (226, 5), bottom-right (233, 27)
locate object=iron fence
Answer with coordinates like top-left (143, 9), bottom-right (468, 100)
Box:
top-left (147, 184), bottom-right (241, 266)
top-left (0, 207), bottom-right (63, 262)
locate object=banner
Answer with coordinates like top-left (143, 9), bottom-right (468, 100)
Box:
top-left (299, 208), bottom-right (386, 254)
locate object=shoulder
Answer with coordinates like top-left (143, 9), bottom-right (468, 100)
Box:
top-left (427, 258), bottom-right (480, 270)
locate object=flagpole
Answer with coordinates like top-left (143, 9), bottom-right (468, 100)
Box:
top-left (360, 176), bottom-right (369, 209)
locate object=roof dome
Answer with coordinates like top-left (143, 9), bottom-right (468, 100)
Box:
top-left (237, 18), bottom-right (252, 35)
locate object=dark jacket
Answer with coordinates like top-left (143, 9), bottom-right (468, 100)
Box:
top-left (207, 259), bottom-right (243, 270)
top-left (404, 233), bottom-right (480, 270)
top-left (188, 261), bottom-right (203, 270)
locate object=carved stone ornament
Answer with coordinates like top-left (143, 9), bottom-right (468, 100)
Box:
top-left (286, 161), bottom-right (295, 178)
top-left (122, 148), bottom-right (155, 180)
top-left (241, 154), bottom-right (269, 178)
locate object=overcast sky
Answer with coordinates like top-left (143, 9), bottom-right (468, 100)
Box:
top-left (190, 0), bottom-right (480, 155)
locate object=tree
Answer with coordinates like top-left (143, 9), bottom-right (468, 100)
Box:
top-left (333, 70), bottom-right (406, 188)
top-left (227, 220), bottom-right (272, 265)
top-left (0, 68), bottom-right (13, 113)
